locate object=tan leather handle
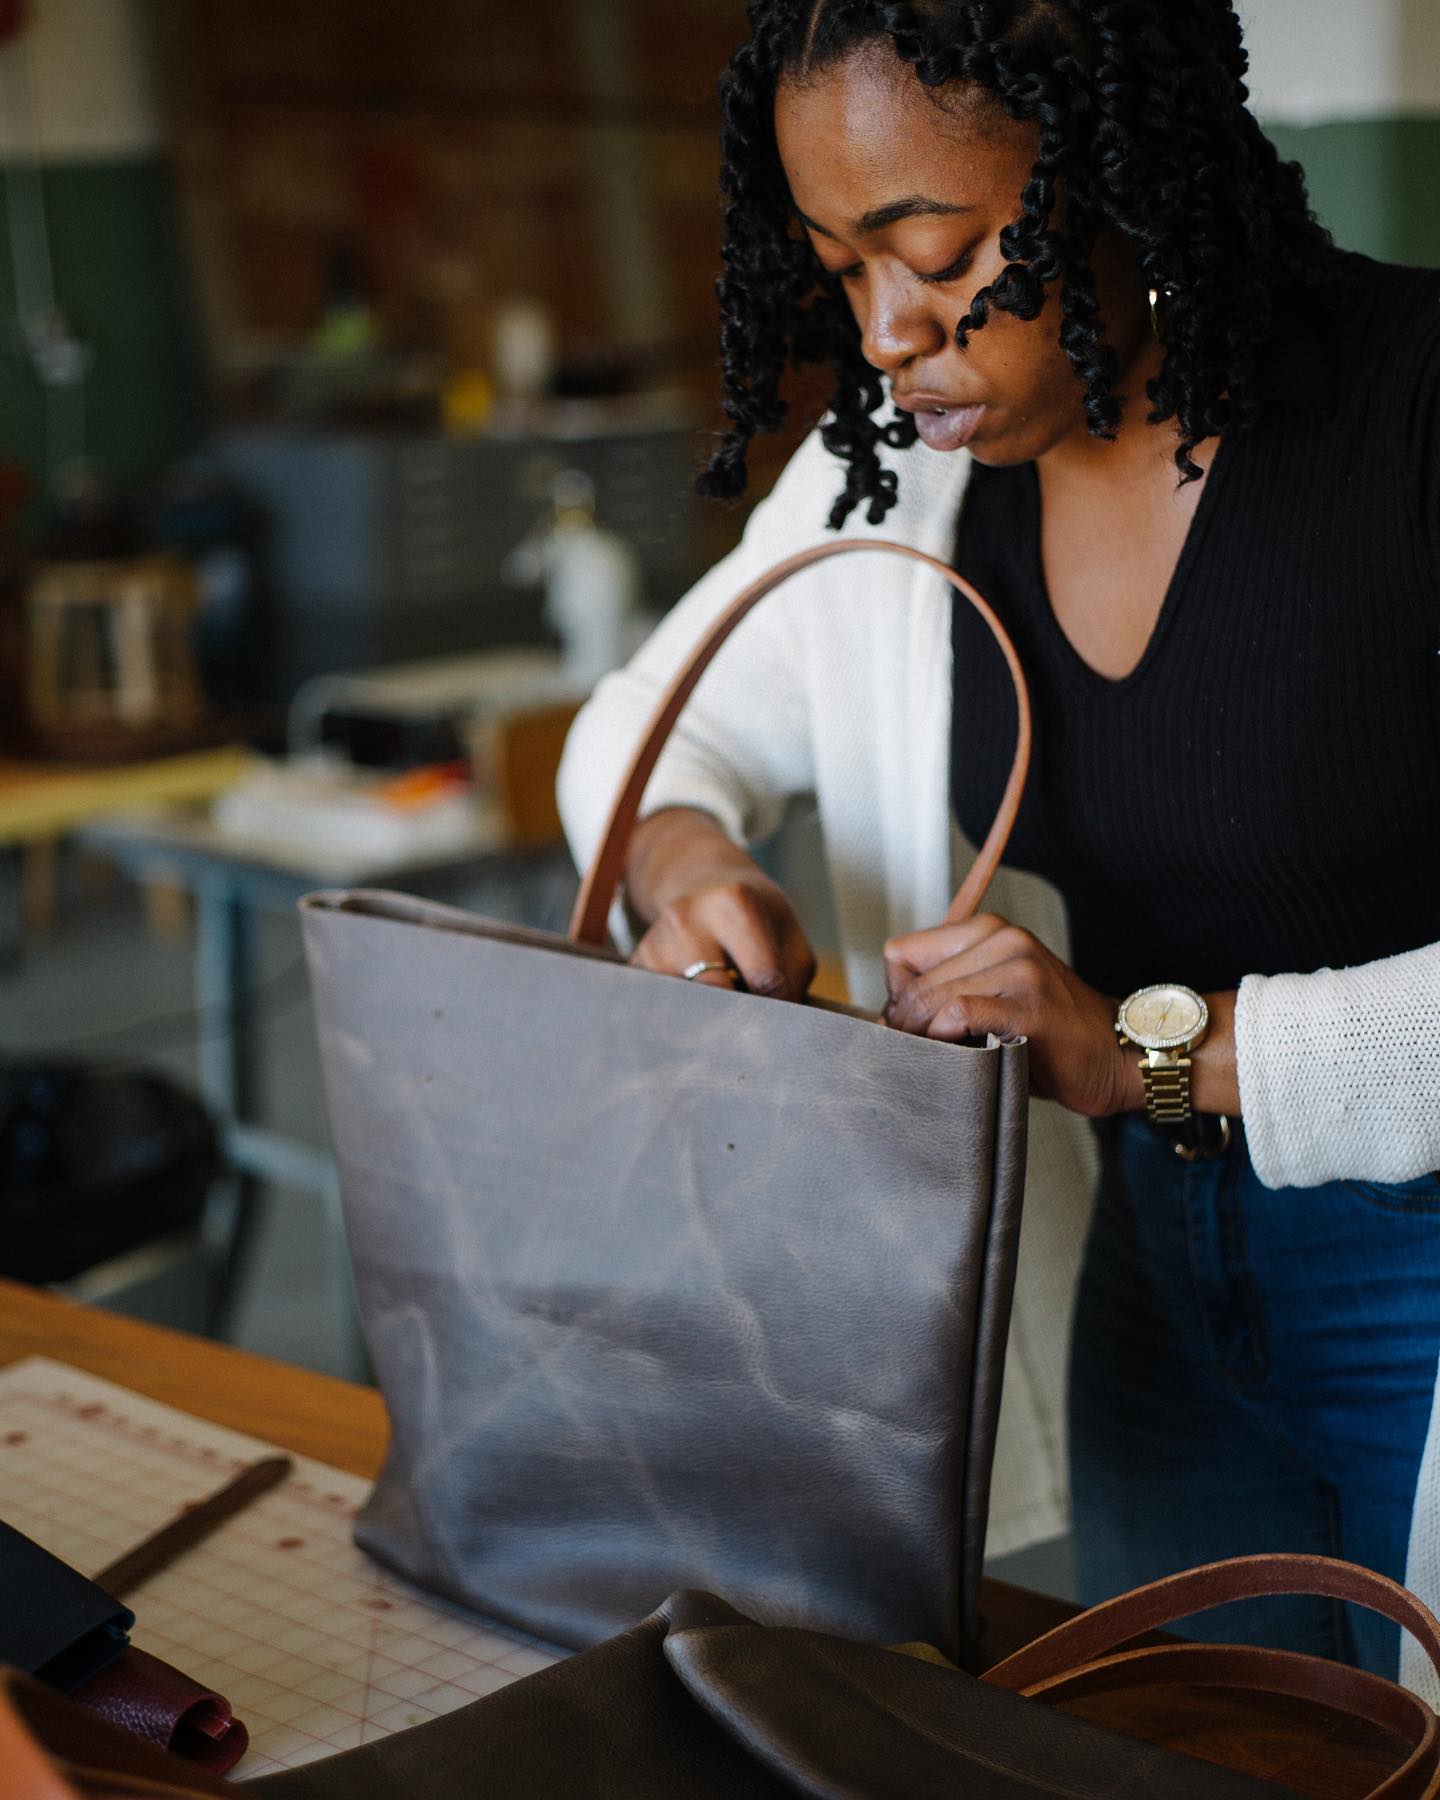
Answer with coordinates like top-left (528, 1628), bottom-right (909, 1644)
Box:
top-left (567, 538), bottom-right (1032, 947)
top-left (1014, 1643), bottom-right (1439, 1800)
top-left (983, 1553), bottom-right (1440, 1800)
top-left (1019, 1637), bottom-right (1428, 1726)
top-left (983, 1553), bottom-right (1440, 1693)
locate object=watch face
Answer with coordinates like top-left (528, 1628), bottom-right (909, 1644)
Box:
top-left (1119, 984), bottom-right (1208, 1051)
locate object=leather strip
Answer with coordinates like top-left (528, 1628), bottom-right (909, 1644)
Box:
top-left (1017, 1643), bottom-right (1438, 1799)
top-left (982, 1553), bottom-right (1440, 1800)
top-left (567, 538), bottom-right (1033, 947)
top-left (1019, 1640), bottom-right (1430, 1736)
top-left (982, 1555), bottom-right (1440, 1694)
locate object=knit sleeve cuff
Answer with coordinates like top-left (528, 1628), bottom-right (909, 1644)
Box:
top-left (1235, 942), bottom-right (1440, 1190)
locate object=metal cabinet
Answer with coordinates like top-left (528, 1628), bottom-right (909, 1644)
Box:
top-left (211, 415), bottom-right (704, 699)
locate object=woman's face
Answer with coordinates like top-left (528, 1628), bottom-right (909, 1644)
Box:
top-left (774, 43), bottom-right (1154, 466)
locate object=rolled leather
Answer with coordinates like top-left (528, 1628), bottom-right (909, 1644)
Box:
top-left (72, 1645), bottom-right (248, 1774)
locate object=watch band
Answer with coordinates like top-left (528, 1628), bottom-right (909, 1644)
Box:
top-left (1139, 1052), bottom-right (1193, 1125)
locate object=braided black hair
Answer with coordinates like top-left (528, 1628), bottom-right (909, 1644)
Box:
top-left (699, 0), bottom-right (1345, 527)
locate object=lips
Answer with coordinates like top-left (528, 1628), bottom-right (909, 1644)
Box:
top-left (893, 393), bottom-right (985, 453)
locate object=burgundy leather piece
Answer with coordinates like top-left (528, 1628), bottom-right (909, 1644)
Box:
top-left (568, 537), bottom-right (1034, 946)
top-left (71, 1647), bottom-right (248, 1775)
top-left (2, 1667), bottom-right (234, 1800)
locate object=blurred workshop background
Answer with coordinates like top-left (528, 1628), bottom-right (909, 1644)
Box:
top-left (1, 0), bottom-right (1436, 1399)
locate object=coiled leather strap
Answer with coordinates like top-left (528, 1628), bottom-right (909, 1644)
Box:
top-left (983, 1554), bottom-right (1440, 1800)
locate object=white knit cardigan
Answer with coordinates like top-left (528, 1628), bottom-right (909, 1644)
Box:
top-left (556, 425), bottom-right (1440, 1691)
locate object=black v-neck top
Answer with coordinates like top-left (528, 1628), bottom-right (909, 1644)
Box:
top-left (950, 253), bottom-right (1440, 999)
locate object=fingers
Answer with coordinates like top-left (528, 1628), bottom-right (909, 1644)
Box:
top-left (923, 994), bottom-right (1015, 1045)
top-left (777, 909), bottom-right (819, 1000)
top-left (633, 936), bottom-right (740, 989)
top-left (883, 914), bottom-right (1030, 999)
top-left (716, 885), bottom-right (807, 997)
top-left (886, 954), bottom-right (1035, 1041)
top-left (632, 922), bottom-right (736, 985)
top-left (632, 880), bottom-right (816, 1001)
top-left (689, 958), bottom-right (748, 990)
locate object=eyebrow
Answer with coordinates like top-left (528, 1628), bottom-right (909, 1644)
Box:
top-left (796, 196), bottom-right (976, 239)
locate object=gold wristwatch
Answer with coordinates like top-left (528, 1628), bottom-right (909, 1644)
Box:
top-left (1115, 983), bottom-right (1210, 1126)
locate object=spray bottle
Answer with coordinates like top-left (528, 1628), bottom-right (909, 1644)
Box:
top-left (503, 470), bottom-right (643, 690)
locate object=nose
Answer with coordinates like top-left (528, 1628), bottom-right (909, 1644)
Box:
top-left (857, 268), bottom-right (949, 374)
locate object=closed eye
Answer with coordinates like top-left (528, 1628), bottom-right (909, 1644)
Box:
top-left (918, 250), bottom-right (975, 285)
top-left (820, 248), bottom-right (974, 285)
top-left (828, 251), bottom-right (974, 286)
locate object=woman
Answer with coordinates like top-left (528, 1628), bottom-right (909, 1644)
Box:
top-left (558, 0), bottom-right (1440, 1680)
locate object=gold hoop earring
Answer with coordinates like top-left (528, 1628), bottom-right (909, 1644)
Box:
top-left (1148, 285), bottom-right (1175, 343)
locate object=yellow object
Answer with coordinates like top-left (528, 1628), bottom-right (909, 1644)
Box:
top-left (0, 745), bottom-right (256, 847)
top-left (442, 366), bottom-right (495, 436)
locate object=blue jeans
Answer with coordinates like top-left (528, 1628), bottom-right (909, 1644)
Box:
top-left (1068, 1113), bottom-right (1440, 1677)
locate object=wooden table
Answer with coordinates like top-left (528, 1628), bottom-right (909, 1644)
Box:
top-left (0, 745), bottom-right (254, 958)
top-left (0, 1279), bottom-right (1404, 1796)
top-left (0, 748), bottom-right (255, 849)
top-left (0, 1277), bottom-right (385, 1478)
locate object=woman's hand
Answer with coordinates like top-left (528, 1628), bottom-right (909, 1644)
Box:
top-left (626, 808), bottom-right (816, 999)
top-left (883, 913), bottom-right (1136, 1118)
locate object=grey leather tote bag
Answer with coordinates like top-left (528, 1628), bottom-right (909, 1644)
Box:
top-left (300, 539), bottom-right (1033, 1666)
